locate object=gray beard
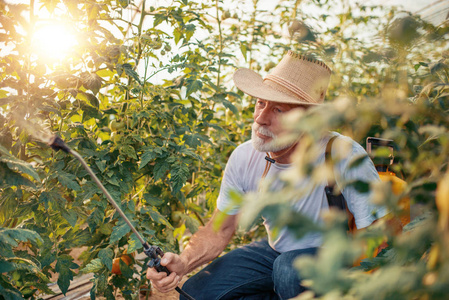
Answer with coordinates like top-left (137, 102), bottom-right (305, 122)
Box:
top-left (251, 123), bottom-right (295, 153)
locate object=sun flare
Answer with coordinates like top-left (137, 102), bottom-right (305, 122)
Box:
top-left (32, 23), bottom-right (78, 60)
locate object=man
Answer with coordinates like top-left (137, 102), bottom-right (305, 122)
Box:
top-left (147, 50), bottom-right (387, 299)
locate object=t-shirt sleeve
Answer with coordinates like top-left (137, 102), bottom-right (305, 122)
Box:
top-left (336, 139), bottom-right (389, 229)
top-left (216, 147), bottom-right (246, 215)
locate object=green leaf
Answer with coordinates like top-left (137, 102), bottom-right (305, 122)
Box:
top-left (184, 24), bottom-right (195, 42)
top-left (76, 91), bottom-right (99, 108)
top-left (80, 258), bottom-right (103, 274)
top-left (123, 63), bottom-right (141, 85)
top-left (173, 27), bottom-right (183, 44)
top-left (116, 63), bottom-right (124, 76)
top-left (87, 208), bottom-right (104, 232)
top-left (80, 102), bottom-right (102, 120)
top-left (0, 188), bottom-right (18, 225)
top-left (110, 221), bottom-right (131, 244)
top-left (0, 285), bottom-right (23, 300)
top-left (170, 163), bottom-right (189, 194)
top-left (0, 228), bottom-right (43, 248)
top-left (55, 255), bottom-right (78, 295)
top-left (0, 259), bottom-right (15, 272)
top-left (0, 89), bottom-right (9, 98)
top-left (98, 248), bottom-right (114, 271)
top-left (96, 69), bottom-right (115, 78)
top-left (143, 193), bottom-right (164, 206)
top-left (105, 175), bottom-right (120, 187)
top-left (120, 145), bottom-right (137, 160)
top-left (57, 171), bottom-right (81, 191)
top-left (222, 99), bottom-right (238, 115)
top-left (0, 257), bottom-right (40, 274)
top-left (139, 150), bottom-right (157, 170)
top-left (147, 207), bottom-right (172, 228)
top-left (95, 160), bottom-right (107, 173)
top-left (349, 180), bottom-right (370, 193)
top-left (153, 160), bottom-right (169, 181)
top-left (119, 258), bottom-right (133, 278)
top-left (40, 249), bottom-right (56, 268)
top-left (127, 233), bottom-right (143, 253)
top-left (153, 14), bottom-right (165, 27)
top-left (0, 145), bottom-right (40, 181)
top-left (118, 0), bottom-right (129, 8)
top-left (96, 272), bottom-right (108, 294)
top-left (179, 147), bottom-right (203, 162)
top-left (240, 43), bottom-right (248, 61)
top-left (184, 215), bottom-right (200, 234)
top-left (185, 80), bottom-right (202, 96)
top-left (61, 208), bottom-right (78, 227)
top-left (184, 133), bottom-right (211, 148)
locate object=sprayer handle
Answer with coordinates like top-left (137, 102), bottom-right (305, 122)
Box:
top-left (147, 258), bottom-right (171, 275)
top-left (143, 243), bottom-right (171, 275)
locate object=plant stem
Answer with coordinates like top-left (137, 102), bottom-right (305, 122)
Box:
top-left (136, 0), bottom-right (146, 66)
top-left (215, 0), bottom-right (223, 88)
top-left (248, 0), bottom-right (258, 70)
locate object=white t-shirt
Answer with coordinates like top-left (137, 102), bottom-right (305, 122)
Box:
top-left (217, 133), bottom-right (388, 252)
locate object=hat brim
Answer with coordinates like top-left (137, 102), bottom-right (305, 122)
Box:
top-left (233, 68), bottom-right (319, 106)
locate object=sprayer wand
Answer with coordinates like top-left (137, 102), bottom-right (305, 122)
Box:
top-left (48, 135), bottom-right (195, 300)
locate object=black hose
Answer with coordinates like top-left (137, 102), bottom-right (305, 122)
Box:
top-left (176, 287), bottom-right (195, 300)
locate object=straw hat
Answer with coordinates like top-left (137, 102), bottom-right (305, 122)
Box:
top-left (233, 50), bottom-right (331, 106)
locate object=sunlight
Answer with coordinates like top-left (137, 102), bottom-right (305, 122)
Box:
top-left (31, 23), bottom-right (78, 61)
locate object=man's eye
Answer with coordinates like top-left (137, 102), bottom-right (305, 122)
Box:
top-left (274, 108), bottom-right (283, 113)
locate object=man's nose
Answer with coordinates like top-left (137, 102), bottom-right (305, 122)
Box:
top-left (255, 108), bottom-right (271, 126)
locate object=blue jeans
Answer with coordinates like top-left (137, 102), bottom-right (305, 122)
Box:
top-left (180, 240), bottom-right (318, 300)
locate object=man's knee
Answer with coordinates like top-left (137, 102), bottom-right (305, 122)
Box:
top-left (272, 248), bottom-right (317, 299)
top-left (272, 253), bottom-right (301, 288)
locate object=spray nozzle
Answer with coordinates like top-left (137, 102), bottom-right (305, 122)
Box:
top-left (48, 135), bottom-right (71, 153)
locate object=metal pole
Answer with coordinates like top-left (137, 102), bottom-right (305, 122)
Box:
top-left (69, 149), bottom-right (147, 245)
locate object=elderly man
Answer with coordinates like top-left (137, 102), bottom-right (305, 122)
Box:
top-left (147, 50), bottom-right (387, 299)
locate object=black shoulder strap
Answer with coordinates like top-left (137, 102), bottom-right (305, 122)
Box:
top-left (325, 136), bottom-right (347, 210)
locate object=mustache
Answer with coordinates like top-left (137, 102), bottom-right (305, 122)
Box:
top-left (252, 123), bottom-right (275, 138)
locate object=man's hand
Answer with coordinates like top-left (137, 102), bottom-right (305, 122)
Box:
top-left (146, 252), bottom-right (187, 293)
top-left (146, 210), bottom-right (238, 293)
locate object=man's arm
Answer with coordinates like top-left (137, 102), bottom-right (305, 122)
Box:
top-left (180, 209), bottom-right (238, 273)
top-left (146, 209), bottom-right (238, 293)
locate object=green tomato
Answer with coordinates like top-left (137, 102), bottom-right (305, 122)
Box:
top-left (182, 182), bottom-right (192, 194)
top-left (140, 34), bottom-right (152, 44)
top-left (109, 120), bottom-right (125, 131)
top-left (12, 271), bottom-right (20, 281)
top-left (152, 41), bottom-right (163, 50)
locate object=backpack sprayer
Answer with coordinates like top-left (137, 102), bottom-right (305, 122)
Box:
top-left (366, 137), bottom-right (410, 226)
top-left (326, 136), bottom-right (410, 232)
top-left (48, 135), bottom-right (195, 300)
